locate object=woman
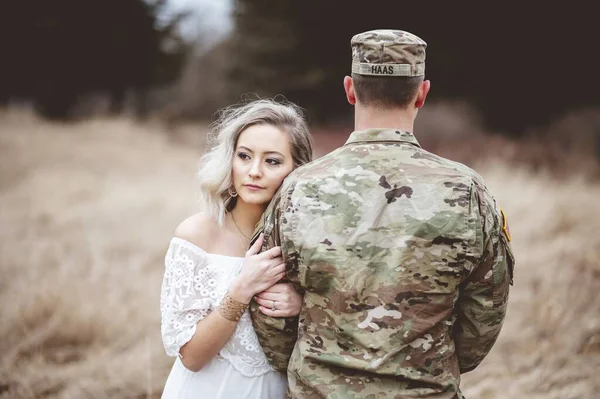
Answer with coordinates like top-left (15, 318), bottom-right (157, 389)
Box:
top-left (160, 98), bottom-right (314, 398)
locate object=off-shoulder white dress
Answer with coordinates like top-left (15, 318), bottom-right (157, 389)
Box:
top-left (160, 237), bottom-right (287, 399)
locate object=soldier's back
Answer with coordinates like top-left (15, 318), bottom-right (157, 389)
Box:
top-left (283, 128), bottom-right (484, 398)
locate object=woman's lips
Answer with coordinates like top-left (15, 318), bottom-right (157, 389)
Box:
top-left (244, 184), bottom-right (265, 191)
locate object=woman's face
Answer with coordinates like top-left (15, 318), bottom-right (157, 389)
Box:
top-left (232, 124), bottom-right (294, 207)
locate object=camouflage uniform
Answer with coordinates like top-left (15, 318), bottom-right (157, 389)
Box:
top-left (249, 30), bottom-right (515, 399)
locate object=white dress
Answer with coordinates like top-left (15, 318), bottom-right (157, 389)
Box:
top-left (160, 237), bottom-right (287, 399)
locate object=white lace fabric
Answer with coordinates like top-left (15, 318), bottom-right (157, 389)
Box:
top-left (160, 237), bottom-right (275, 377)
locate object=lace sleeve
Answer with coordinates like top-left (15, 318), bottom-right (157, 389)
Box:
top-left (160, 238), bottom-right (220, 357)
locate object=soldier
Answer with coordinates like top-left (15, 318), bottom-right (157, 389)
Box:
top-left (249, 29), bottom-right (515, 398)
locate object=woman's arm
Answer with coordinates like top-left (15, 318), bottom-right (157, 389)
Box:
top-left (172, 235), bottom-right (286, 372)
top-left (178, 281), bottom-right (253, 372)
top-left (182, 281), bottom-right (303, 371)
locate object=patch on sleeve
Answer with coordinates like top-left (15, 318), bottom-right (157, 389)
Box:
top-left (500, 208), bottom-right (511, 242)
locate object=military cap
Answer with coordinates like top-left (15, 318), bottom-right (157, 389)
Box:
top-left (351, 29), bottom-right (427, 77)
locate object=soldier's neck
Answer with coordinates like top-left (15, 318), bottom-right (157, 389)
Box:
top-left (354, 105), bottom-right (416, 133)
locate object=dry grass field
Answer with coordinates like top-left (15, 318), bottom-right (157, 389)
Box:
top-left (1, 109), bottom-right (599, 399)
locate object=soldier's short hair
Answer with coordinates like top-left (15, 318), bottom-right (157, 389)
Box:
top-left (352, 74), bottom-right (423, 108)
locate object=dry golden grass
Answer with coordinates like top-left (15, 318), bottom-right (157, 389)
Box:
top-left (1, 109), bottom-right (599, 399)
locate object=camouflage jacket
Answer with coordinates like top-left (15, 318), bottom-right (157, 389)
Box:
top-left (249, 129), bottom-right (515, 398)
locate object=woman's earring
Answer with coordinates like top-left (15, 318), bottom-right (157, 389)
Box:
top-left (228, 187), bottom-right (238, 198)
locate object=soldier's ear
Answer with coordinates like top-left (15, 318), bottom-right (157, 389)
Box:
top-left (343, 76), bottom-right (356, 105)
top-left (415, 79), bottom-right (430, 109)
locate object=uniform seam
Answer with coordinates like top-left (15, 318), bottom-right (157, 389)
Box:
top-left (287, 182), bottom-right (299, 261)
top-left (344, 140), bottom-right (421, 148)
top-left (464, 179), bottom-right (479, 280)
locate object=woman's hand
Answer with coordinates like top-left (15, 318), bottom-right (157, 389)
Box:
top-left (255, 283), bottom-right (303, 317)
top-left (229, 234), bottom-right (286, 304)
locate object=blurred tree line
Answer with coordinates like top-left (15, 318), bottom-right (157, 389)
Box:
top-left (226, 0), bottom-right (598, 135)
top-left (0, 0), bottom-right (187, 119)
top-left (0, 0), bottom-right (597, 138)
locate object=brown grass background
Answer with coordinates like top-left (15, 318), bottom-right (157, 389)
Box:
top-left (1, 107), bottom-right (599, 398)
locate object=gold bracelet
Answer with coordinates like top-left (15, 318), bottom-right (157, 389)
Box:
top-left (217, 293), bottom-right (249, 322)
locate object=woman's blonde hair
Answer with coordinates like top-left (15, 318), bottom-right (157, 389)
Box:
top-left (197, 97), bottom-right (314, 225)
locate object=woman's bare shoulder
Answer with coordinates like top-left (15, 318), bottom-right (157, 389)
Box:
top-left (173, 213), bottom-right (221, 251)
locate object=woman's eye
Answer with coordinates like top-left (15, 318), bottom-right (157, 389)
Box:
top-left (266, 158), bottom-right (282, 166)
top-left (237, 152), bottom-right (250, 160)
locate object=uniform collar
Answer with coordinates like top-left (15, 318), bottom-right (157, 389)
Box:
top-left (344, 128), bottom-right (421, 147)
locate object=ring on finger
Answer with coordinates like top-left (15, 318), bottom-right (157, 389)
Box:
top-left (271, 300), bottom-right (277, 311)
